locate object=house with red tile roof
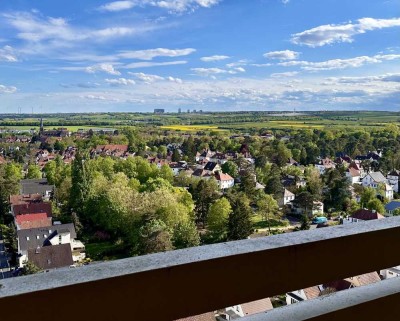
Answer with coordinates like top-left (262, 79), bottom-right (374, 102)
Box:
top-left (12, 202), bottom-right (52, 218)
top-left (15, 213), bottom-right (52, 230)
top-left (286, 272), bottom-right (381, 305)
top-left (214, 171), bottom-right (234, 189)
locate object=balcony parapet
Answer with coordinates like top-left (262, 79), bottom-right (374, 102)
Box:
top-left (1, 217), bottom-right (400, 321)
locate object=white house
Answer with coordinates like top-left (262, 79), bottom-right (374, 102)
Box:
top-left (214, 172), bottom-right (235, 189)
top-left (346, 167), bottom-right (361, 184)
top-left (362, 171), bottom-right (386, 188)
top-left (387, 170), bottom-right (400, 193)
top-left (280, 189), bottom-right (295, 206)
top-left (315, 158), bottom-right (335, 174)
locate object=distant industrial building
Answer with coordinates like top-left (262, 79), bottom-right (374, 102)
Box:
top-left (178, 108), bottom-right (182, 113)
top-left (154, 109), bottom-right (165, 114)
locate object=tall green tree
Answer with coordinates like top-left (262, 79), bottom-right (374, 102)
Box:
top-left (26, 164), bottom-right (42, 179)
top-left (227, 195), bottom-right (253, 240)
top-left (257, 193), bottom-right (279, 234)
top-left (207, 197), bottom-right (232, 241)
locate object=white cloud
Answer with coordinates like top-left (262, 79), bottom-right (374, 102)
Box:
top-left (278, 54), bottom-right (400, 71)
top-left (271, 71), bottom-right (299, 78)
top-left (129, 72), bottom-right (165, 83)
top-left (200, 55), bottom-right (230, 62)
top-left (192, 66), bottom-right (245, 76)
top-left (98, 1), bottom-right (135, 12)
top-left (123, 60), bottom-right (187, 68)
top-left (264, 50), bottom-right (300, 60)
top-left (291, 17), bottom-right (400, 47)
top-left (83, 94), bottom-right (108, 100)
top-left (105, 78), bottom-right (136, 86)
top-left (86, 63), bottom-right (121, 75)
top-left (281, 0), bottom-right (290, 4)
top-left (0, 45), bottom-right (18, 62)
top-left (148, 0), bottom-right (221, 12)
top-left (118, 48), bottom-right (196, 60)
top-left (167, 76), bottom-right (183, 83)
top-left (0, 84), bottom-right (17, 94)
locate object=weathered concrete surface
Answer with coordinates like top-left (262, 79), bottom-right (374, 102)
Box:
top-left (1, 217), bottom-right (400, 321)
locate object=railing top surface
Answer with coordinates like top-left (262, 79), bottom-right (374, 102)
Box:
top-left (1, 216), bottom-right (400, 298)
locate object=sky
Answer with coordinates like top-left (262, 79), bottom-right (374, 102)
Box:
top-left (0, 0), bottom-right (399, 113)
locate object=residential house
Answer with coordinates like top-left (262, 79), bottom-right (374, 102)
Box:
top-left (192, 169), bottom-right (213, 179)
top-left (17, 223), bottom-right (85, 267)
top-left (362, 171), bottom-right (393, 200)
top-left (169, 162), bottom-right (187, 175)
top-left (387, 170), bottom-right (400, 193)
top-left (342, 208), bottom-right (384, 224)
top-left (27, 243), bottom-right (74, 270)
top-left (214, 172), bottom-right (234, 190)
top-left (20, 179), bottom-right (54, 200)
top-left (204, 162), bottom-right (221, 173)
top-left (9, 194), bottom-right (42, 206)
top-left (315, 157), bottom-right (335, 174)
top-left (175, 297), bottom-right (273, 321)
top-left (279, 189), bottom-right (295, 206)
top-left (92, 144), bottom-right (130, 158)
top-left (385, 200), bottom-right (400, 216)
top-left (286, 272), bottom-right (381, 305)
top-left (12, 202), bottom-right (52, 218)
top-left (346, 167), bottom-right (361, 184)
top-left (15, 213), bottom-right (52, 230)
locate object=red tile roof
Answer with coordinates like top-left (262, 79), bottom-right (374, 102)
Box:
top-left (12, 202), bottom-right (52, 217)
top-left (241, 298), bottom-right (273, 315)
top-left (215, 172), bottom-right (233, 181)
top-left (9, 194), bottom-right (43, 206)
top-left (15, 213), bottom-right (52, 230)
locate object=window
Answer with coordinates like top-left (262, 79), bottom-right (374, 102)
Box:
top-left (291, 298), bottom-right (297, 304)
top-left (26, 236), bottom-right (30, 241)
top-left (43, 234), bottom-right (47, 238)
top-left (36, 235), bottom-right (40, 239)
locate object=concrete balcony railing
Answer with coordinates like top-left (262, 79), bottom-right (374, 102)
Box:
top-left (2, 217), bottom-right (400, 321)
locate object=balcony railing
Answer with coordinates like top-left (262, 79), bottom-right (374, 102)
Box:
top-left (1, 217), bottom-right (400, 321)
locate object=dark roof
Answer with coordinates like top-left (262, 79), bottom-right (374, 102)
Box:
top-left (204, 162), bottom-right (218, 171)
top-left (12, 202), bottom-right (52, 217)
top-left (17, 223), bottom-right (76, 252)
top-left (28, 244), bottom-right (73, 270)
top-left (20, 179), bottom-right (54, 195)
top-left (385, 201), bottom-right (400, 211)
top-left (351, 209), bottom-right (384, 220)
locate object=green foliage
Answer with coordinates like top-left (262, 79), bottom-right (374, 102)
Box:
top-left (138, 219), bottom-right (173, 254)
top-left (207, 197), bottom-right (232, 241)
top-left (221, 161), bottom-right (239, 178)
top-left (26, 164), bottom-right (42, 179)
top-left (366, 199), bottom-right (385, 214)
top-left (227, 194), bottom-right (253, 240)
top-left (21, 261), bottom-right (42, 275)
top-left (172, 221), bottom-right (200, 249)
top-left (257, 193), bottom-right (279, 233)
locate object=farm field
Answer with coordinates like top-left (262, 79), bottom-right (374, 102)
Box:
top-left (160, 125), bottom-right (227, 132)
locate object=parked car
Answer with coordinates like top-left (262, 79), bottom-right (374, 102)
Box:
top-left (312, 216), bottom-right (328, 224)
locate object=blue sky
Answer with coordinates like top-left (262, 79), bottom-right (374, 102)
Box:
top-left (0, 0), bottom-right (399, 113)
